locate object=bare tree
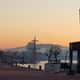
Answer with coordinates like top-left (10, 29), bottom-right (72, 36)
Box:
top-left (45, 45), bottom-right (61, 63)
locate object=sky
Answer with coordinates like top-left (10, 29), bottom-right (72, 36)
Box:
top-left (0, 0), bottom-right (80, 49)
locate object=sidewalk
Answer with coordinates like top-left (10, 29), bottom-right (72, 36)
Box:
top-left (0, 63), bottom-right (80, 80)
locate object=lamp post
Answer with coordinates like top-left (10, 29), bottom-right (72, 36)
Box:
top-left (65, 51), bottom-right (69, 63)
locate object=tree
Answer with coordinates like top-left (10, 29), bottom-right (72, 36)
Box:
top-left (45, 45), bottom-right (61, 63)
top-left (53, 46), bottom-right (61, 62)
top-left (0, 50), bottom-right (4, 62)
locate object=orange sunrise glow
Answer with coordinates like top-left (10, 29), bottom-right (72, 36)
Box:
top-left (0, 0), bottom-right (80, 49)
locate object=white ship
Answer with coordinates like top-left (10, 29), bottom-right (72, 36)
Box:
top-left (2, 38), bottom-right (69, 64)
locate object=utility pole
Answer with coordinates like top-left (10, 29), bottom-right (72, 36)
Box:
top-left (32, 37), bottom-right (38, 63)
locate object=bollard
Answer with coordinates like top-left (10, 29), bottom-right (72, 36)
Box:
top-left (39, 66), bottom-right (42, 70)
top-left (28, 65), bottom-right (30, 69)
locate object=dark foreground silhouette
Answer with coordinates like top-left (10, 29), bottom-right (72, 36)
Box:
top-left (0, 63), bottom-right (80, 80)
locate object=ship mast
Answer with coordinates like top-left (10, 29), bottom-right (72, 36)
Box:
top-left (32, 36), bottom-right (38, 63)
